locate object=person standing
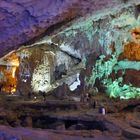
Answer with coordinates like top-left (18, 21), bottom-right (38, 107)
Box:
top-left (93, 100), bottom-right (97, 109)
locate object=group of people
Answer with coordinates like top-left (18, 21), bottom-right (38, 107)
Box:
top-left (80, 92), bottom-right (106, 115)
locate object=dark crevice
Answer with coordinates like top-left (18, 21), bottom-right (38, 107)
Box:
top-left (32, 116), bottom-right (57, 129)
top-left (122, 104), bottom-right (140, 112)
top-left (32, 116), bottom-right (107, 131)
top-left (60, 48), bottom-right (82, 62)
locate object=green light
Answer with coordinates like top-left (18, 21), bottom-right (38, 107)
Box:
top-left (87, 54), bottom-right (140, 100)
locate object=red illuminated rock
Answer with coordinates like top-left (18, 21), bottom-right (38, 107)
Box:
top-left (123, 42), bottom-right (140, 61)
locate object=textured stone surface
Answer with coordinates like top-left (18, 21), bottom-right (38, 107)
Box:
top-left (0, 1), bottom-right (140, 139)
top-left (123, 42), bottom-right (140, 61)
top-left (0, 0), bottom-right (139, 57)
top-left (1, 0), bottom-right (140, 98)
top-left (0, 125), bottom-right (121, 140)
top-left (45, 2), bottom-right (140, 98)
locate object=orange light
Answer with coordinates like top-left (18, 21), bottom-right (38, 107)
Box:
top-left (11, 88), bottom-right (16, 93)
top-left (12, 67), bottom-right (17, 78)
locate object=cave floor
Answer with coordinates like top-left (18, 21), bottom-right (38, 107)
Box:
top-left (0, 93), bottom-right (139, 140)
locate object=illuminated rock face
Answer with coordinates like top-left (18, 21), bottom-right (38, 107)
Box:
top-left (121, 27), bottom-right (140, 62)
top-left (11, 44), bottom-right (81, 94)
top-left (31, 52), bottom-right (54, 93)
top-left (122, 27), bottom-right (140, 61)
top-left (123, 42), bottom-right (140, 61)
top-left (16, 46), bottom-right (54, 93)
top-left (46, 3), bottom-right (140, 99)
top-left (0, 0), bottom-right (140, 98)
top-left (0, 53), bottom-right (19, 93)
top-left (0, 0), bottom-right (128, 58)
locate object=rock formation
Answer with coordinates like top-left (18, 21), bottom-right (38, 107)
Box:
top-left (0, 1), bottom-right (140, 139)
top-left (0, 0), bottom-right (139, 57)
top-left (0, 0), bottom-right (140, 99)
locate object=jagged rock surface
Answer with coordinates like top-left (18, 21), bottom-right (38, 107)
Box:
top-left (0, 0), bottom-right (137, 57)
top-left (1, 0), bottom-right (140, 97)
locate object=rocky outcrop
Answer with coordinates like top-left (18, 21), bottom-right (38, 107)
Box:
top-left (0, 0), bottom-right (139, 57)
top-left (0, 125), bottom-right (122, 140)
top-left (1, 0), bottom-right (140, 98)
top-left (45, 2), bottom-right (140, 98)
top-left (0, 1), bottom-right (140, 139)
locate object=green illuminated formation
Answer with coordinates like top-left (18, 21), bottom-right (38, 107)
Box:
top-left (47, 5), bottom-right (140, 99)
top-left (85, 9), bottom-right (140, 100)
top-left (87, 54), bottom-right (117, 86)
top-left (114, 61), bottom-right (140, 71)
top-left (105, 78), bottom-right (140, 99)
top-left (87, 54), bottom-right (140, 100)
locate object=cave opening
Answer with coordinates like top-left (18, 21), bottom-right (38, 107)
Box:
top-left (32, 116), bottom-right (107, 131)
top-left (0, 43), bottom-right (82, 96)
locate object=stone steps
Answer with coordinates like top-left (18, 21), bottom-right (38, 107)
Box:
top-left (123, 127), bottom-right (140, 139)
top-left (105, 116), bottom-right (140, 139)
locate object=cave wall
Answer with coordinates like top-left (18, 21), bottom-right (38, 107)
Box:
top-left (16, 44), bottom-right (81, 94)
top-left (42, 4), bottom-right (140, 99)
top-left (1, 0), bottom-right (140, 99)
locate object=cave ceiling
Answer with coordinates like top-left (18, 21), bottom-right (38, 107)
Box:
top-left (0, 0), bottom-right (139, 57)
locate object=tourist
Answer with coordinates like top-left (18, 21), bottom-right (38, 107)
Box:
top-left (93, 100), bottom-right (97, 108)
top-left (99, 106), bottom-right (106, 115)
top-left (86, 93), bottom-right (89, 102)
top-left (102, 107), bottom-right (106, 115)
top-left (28, 91), bottom-right (32, 99)
top-left (42, 91), bottom-right (46, 101)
